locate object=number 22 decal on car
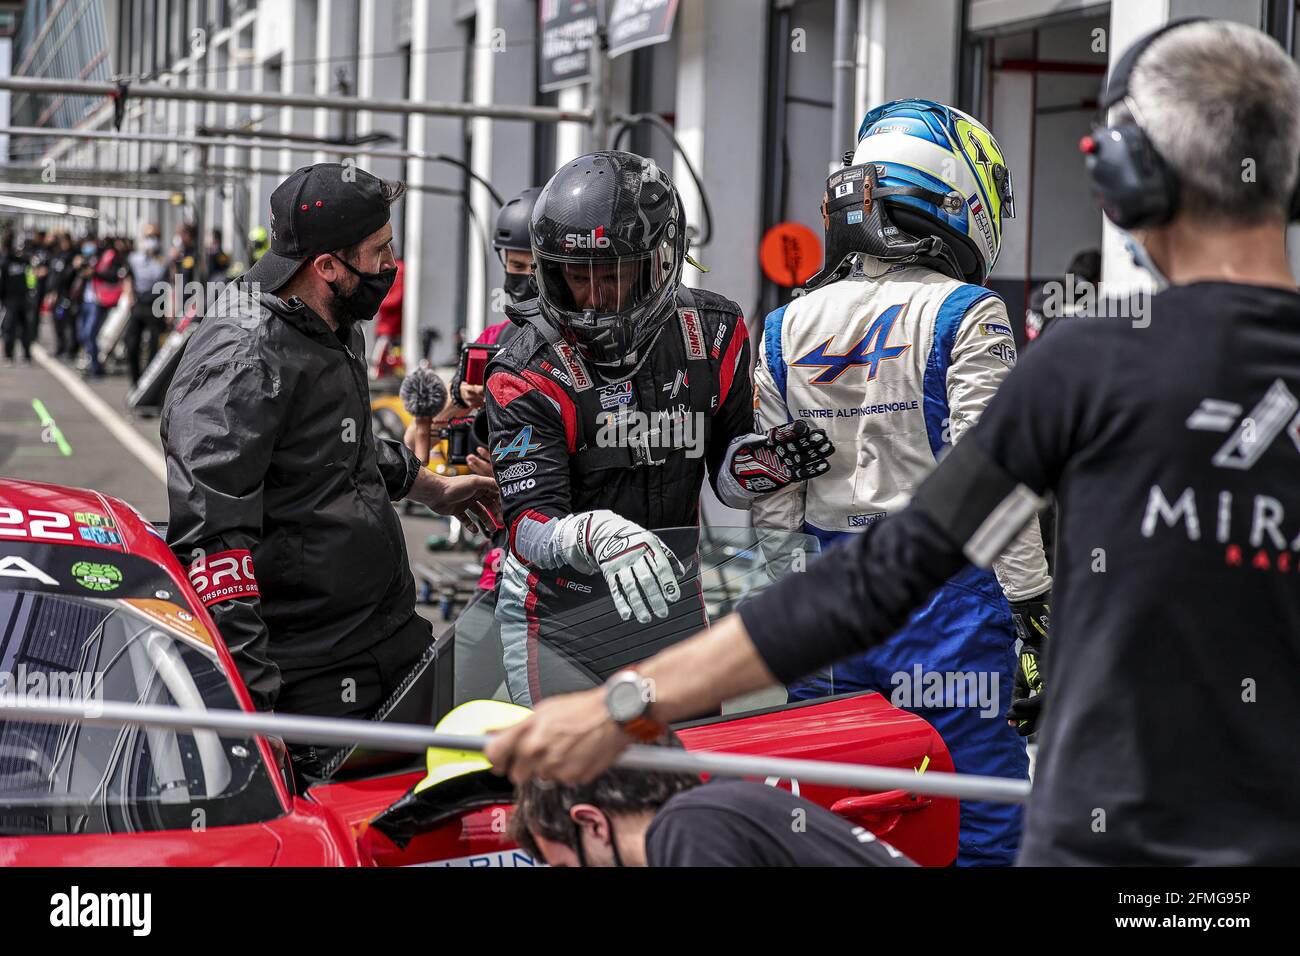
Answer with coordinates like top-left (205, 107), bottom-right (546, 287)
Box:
top-left (0, 507), bottom-right (75, 541)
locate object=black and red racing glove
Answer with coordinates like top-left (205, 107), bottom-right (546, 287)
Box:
top-left (718, 420), bottom-right (834, 506)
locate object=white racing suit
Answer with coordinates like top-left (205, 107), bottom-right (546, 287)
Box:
top-left (754, 258), bottom-right (1051, 866)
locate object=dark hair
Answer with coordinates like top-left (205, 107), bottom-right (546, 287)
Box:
top-left (334, 240), bottom-right (365, 264)
top-left (509, 732), bottom-right (700, 860)
top-left (1066, 249), bottom-right (1101, 285)
top-left (379, 178), bottom-right (407, 205)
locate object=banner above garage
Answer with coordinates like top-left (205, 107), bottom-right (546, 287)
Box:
top-left (607, 0), bottom-right (681, 58)
top-left (539, 0), bottom-right (681, 92)
top-left (539, 0), bottom-right (600, 93)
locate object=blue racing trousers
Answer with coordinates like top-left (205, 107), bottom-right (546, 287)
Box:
top-left (788, 562), bottom-right (1028, 866)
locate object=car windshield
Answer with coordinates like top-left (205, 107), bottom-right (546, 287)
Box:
top-left (453, 525), bottom-right (820, 717)
top-left (0, 589), bottom-right (281, 836)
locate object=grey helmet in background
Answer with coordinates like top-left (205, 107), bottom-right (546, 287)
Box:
top-left (495, 186), bottom-right (542, 303)
top-left (529, 150), bottom-right (687, 368)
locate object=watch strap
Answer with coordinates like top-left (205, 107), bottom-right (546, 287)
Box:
top-left (621, 715), bottom-right (667, 743)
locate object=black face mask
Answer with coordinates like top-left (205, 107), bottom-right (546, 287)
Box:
top-left (328, 254), bottom-right (397, 329)
top-left (503, 271), bottom-right (533, 303)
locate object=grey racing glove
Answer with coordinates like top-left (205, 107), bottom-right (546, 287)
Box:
top-left (532, 510), bottom-right (685, 624)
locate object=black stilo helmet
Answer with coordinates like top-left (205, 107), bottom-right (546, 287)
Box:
top-left (530, 150), bottom-right (687, 367)
top-left (494, 186), bottom-right (542, 255)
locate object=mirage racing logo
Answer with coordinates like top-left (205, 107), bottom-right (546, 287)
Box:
top-left (1142, 379), bottom-right (1300, 575)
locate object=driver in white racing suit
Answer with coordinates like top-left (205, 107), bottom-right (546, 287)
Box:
top-left (753, 100), bottom-right (1051, 866)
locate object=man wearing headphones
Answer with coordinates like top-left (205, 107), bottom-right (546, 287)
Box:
top-left (488, 19), bottom-right (1300, 865)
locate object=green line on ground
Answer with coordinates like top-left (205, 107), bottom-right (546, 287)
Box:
top-left (31, 398), bottom-right (73, 457)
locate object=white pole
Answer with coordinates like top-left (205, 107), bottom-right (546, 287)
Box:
top-left (0, 698), bottom-right (1031, 804)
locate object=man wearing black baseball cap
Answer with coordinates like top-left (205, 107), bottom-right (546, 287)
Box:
top-left (242, 162), bottom-right (401, 303)
top-left (162, 163), bottom-right (499, 777)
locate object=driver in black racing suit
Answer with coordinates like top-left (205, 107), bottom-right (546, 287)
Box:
top-left (486, 151), bottom-right (833, 707)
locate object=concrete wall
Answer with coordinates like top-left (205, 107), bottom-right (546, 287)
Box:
top-left (675, 0), bottom-right (770, 316)
top-left (37, 0), bottom-right (1300, 345)
top-left (880, 0), bottom-right (960, 104)
top-left (783, 0), bottom-right (836, 253)
top-left (481, 0), bottom-right (540, 331)
top-left (404, 0), bottom-right (471, 364)
top-left (984, 12), bottom-right (1107, 301)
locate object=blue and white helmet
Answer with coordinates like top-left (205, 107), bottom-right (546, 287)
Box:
top-left (853, 99), bottom-right (1015, 285)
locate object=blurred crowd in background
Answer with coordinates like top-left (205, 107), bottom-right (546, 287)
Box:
top-left (0, 222), bottom-right (250, 377)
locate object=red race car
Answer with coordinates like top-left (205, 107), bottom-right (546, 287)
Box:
top-left (0, 477), bottom-right (959, 866)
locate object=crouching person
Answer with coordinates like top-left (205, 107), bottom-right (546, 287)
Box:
top-left (510, 734), bottom-right (913, 867)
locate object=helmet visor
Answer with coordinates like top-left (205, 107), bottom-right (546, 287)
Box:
top-left (534, 251), bottom-right (665, 318)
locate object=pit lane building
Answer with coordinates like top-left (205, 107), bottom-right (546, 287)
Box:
top-left (4, 0), bottom-right (1298, 365)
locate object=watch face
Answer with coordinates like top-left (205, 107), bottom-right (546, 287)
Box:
top-left (607, 677), bottom-right (646, 723)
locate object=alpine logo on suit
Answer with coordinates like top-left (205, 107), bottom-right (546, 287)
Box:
top-left (790, 303), bottom-right (912, 385)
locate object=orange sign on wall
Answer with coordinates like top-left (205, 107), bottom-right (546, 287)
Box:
top-left (760, 222), bottom-right (823, 288)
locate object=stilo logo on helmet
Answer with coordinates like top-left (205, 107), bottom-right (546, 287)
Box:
top-left (562, 227), bottom-right (612, 251)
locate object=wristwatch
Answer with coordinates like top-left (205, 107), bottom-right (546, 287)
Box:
top-left (604, 670), bottom-right (667, 743)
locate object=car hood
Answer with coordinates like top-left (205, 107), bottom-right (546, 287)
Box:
top-left (0, 801), bottom-right (360, 867)
top-left (0, 823), bottom-right (283, 866)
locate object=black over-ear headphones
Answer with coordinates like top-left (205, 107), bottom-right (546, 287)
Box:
top-left (1082, 17), bottom-right (1300, 229)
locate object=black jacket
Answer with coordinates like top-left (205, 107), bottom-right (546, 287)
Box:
top-left (486, 288), bottom-right (754, 554)
top-left (1, 252), bottom-right (28, 301)
top-left (483, 288), bottom-right (754, 694)
top-left (162, 288), bottom-right (421, 710)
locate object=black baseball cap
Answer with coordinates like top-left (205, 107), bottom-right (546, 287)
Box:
top-left (243, 162), bottom-right (406, 293)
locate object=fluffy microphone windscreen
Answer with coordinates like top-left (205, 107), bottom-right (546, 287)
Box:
top-left (399, 367), bottom-right (447, 418)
